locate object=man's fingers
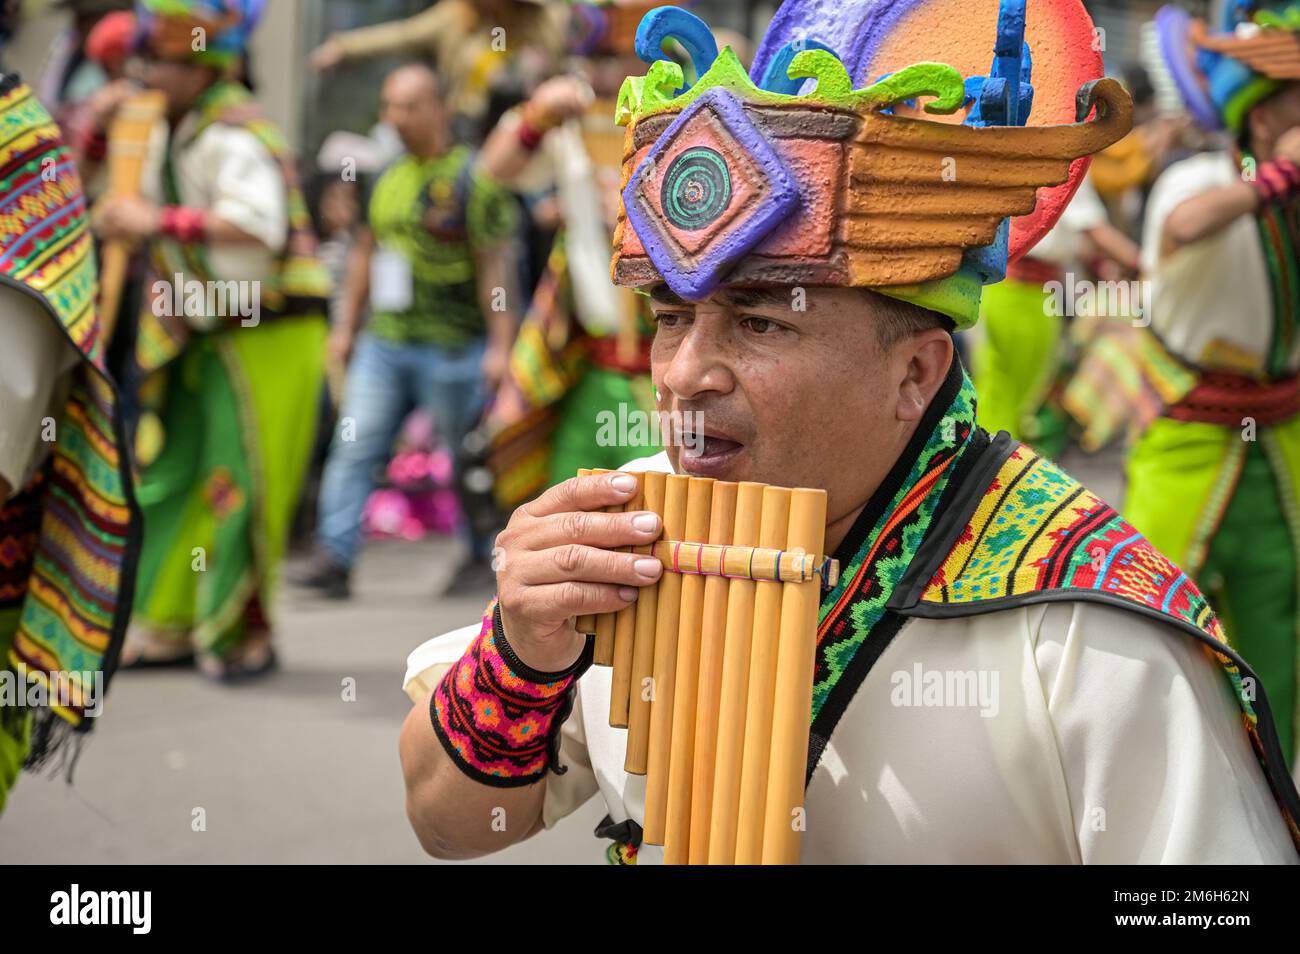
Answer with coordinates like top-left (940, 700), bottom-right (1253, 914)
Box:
top-left (519, 545), bottom-right (663, 587)
top-left (530, 580), bottom-right (641, 622)
top-left (523, 471), bottom-right (643, 519)
top-left (525, 508), bottom-right (662, 551)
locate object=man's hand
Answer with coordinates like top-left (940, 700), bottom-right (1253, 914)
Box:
top-left (496, 472), bottom-right (664, 672)
top-left (328, 327), bottom-right (356, 370)
top-left (93, 195), bottom-right (160, 242)
top-left (1275, 126), bottom-right (1300, 167)
top-left (481, 342), bottom-right (510, 394)
top-left (86, 78), bottom-right (136, 133)
top-left (528, 76), bottom-right (594, 127)
top-left (310, 38), bottom-right (344, 73)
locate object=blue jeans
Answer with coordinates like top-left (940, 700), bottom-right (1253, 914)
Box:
top-left (317, 332), bottom-right (487, 567)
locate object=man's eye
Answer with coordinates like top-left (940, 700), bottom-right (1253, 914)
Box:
top-left (743, 316), bottom-right (778, 334)
top-left (655, 312), bottom-right (686, 328)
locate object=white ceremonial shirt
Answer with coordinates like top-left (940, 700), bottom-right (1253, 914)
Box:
top-left (404, 452), bottom-right (1298, 864)
top-left (141, 112), bottom-right (288, 331)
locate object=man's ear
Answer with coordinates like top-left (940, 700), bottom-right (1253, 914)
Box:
top-left (896, 329), bottom-right (954, 424)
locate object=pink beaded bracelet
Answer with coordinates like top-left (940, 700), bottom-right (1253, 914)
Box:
top-left (430, 598), bottom-right (592, 787)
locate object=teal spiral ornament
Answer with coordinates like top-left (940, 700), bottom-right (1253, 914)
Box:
top-left (661, 147), bottom-right (732, 231)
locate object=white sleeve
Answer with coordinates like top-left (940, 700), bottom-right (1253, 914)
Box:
top-left (541, 679), bottom-right (599, 828)
top-left (402, 622), bottom-right (481, 702)
top-left (1140, 152), bottom-right (1234, 274)
top-left (200, 125), bottom-right (289, 255)
top-left (1034, 602), bottom-right (1297, 864)
top-left (0, 287), bottom-right (79, 497)
top-left (1059, 175), bottom-right (1109, 233)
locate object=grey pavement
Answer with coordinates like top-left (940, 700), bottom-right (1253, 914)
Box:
top-left (0, 536), bottom-right (605, 865)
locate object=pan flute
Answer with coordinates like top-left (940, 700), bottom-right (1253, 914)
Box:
top-left (98, 90), bottom-right (166, 340)
top-left (576, 468), bottom-right (837, 864)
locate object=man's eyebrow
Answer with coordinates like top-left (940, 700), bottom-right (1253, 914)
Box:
top-left (722, 287), bottom-right (792, 309)
top-left (649, 285), bottom-right (688, 306)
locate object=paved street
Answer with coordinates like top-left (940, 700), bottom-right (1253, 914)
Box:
top-left (0, 536), bottom-right (604, 865)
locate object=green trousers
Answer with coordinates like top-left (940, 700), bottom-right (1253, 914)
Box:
top-left (547, 367), bottom-right (657, 487)
top-left (974, 278), bottom-right (1069, 458)
top-left (1126, 417), bottom-right (1300, 764)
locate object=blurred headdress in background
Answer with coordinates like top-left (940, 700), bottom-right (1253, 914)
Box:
top-left (1154, 0), bottom-right (1300, 132)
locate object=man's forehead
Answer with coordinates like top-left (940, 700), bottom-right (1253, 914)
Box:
top-left (648, 284), bottom-right (798, 309)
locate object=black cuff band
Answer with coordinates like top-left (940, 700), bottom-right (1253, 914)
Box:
top-left (493, 603), bottom-right (592, 684)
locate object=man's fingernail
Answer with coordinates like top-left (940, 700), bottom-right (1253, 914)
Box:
top-left (634, 558), bottom-right (661, 579)
top-left (610, 473), bottom-right (637, 493)
top-left (632, 513), bottom-right (658, 533)
top-left (618, 587), bottom-right (639, 602)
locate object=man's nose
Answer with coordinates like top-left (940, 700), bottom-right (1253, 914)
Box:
top-left (661, 328), bottom-right (730, 402)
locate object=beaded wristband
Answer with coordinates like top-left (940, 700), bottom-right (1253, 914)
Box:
top-left (1253, 157), bottom-right (1300, 206)
top-left (79, 125), bottom-right (108, 163)
top-left (430, 599), bottom-right (593, 787)
top-left (517, 119), bottom-right (545, 151)
top-left (159, 205), bottom-right (207, 244)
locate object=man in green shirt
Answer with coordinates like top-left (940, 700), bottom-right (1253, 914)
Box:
top-left (296, 64), bottom-right (520, 597)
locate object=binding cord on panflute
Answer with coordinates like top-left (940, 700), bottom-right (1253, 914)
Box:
top-left (653, 540), bottom-right (840, 591)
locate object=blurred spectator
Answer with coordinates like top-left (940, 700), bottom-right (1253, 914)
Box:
top-left (92, 0), bottom-right (332, 682)
top-left (292, 64), bottom-right (520, 599)
top-left (310, 0), bottom-right (568, 143)
top-left (35, 0), bottom-right (132, 119)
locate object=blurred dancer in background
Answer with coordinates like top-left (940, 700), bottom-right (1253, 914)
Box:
top-left (477, 5), bottom-right (661, 509)
top-left (91, 0), bottom-right (331, 681)
top-left (1130, 2), bottom-right (1300, 769)
top-left (973, 176), bottom-right (1140, 458)
top-left (292, 64), bottom-right (520, 599)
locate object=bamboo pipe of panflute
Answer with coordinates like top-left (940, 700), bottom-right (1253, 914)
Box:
top-left (592, 468), bottom-right (619, 664)
top-left (679, 480), bottom-right (737, 865)
top-left (98, 91), bottom-right (166, 342)
top-left (661, 477), bottom-right (719, 862)
top-left (622, 472), bottom-right (666, 760)
top-left (705, 481), bottom-right (768, 864)
top-left (762, 488), bottom-right (827, 864)
top-left (607, 474), bottom-right (644, 727)
top-left (732, 486), bottom-right (792, 864)
top-left (639, 474), bottom-right (691, 842)
top-left (574, 469), bottom-right (597, 636)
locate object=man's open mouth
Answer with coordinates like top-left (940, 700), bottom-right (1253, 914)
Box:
top-left (678, 429), bottom-right (745, 476)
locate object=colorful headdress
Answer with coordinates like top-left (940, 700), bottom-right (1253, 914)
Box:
top-left (135, 0), bottom-right (263, 67)
top-left (609, 0), bottom-right (1133, 328)
top-left (1155, 1), bottom-right (1300, 134)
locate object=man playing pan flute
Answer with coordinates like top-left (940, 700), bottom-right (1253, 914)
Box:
top-left (399, 0), bottom-right (1300, 863)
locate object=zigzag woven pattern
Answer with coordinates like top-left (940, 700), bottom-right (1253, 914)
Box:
top-left (922, 446), bottom-right (1222, 636)
top-left (0, 79), bottom-right (131, 726)
top-left (0, 84), bottom-right (101, 367)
